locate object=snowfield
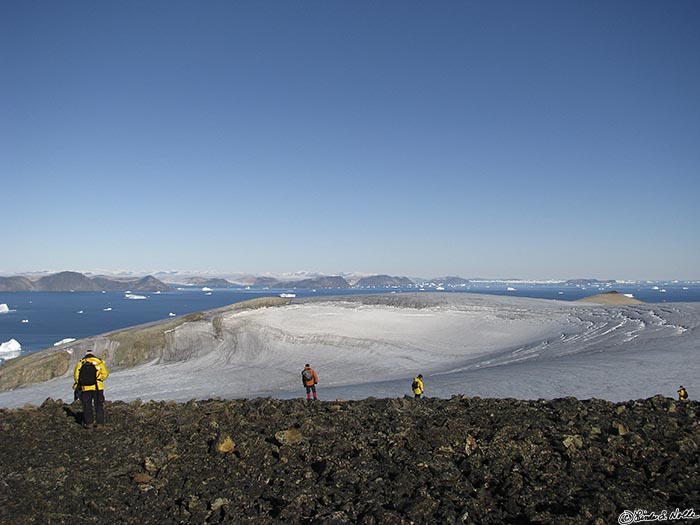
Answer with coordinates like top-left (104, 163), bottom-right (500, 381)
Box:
top-left (0, 293), bottom-right (698, 407)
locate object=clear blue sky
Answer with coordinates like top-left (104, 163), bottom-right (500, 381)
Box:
top-left (2, 1), bottom-right (699, 279)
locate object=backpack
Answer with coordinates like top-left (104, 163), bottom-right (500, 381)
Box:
top-left (412, 380), bottom-right (419, 391)
top-left (78, 360), bottom-right (98, 387)
top-left (302, 369), bottom-right (313, 382)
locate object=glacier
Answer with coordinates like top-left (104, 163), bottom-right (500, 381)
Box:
top-left (0, 293), bottom-right (698, 408)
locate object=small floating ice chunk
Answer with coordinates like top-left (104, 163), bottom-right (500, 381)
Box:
top-left (202, 287), bottom-right (213, 292)
top-left (103, 307), bottom-right (112, 311)
top-left (0, 339), bottom-right (22, 359)
top-left (21, 319), bottom-right (29, 323)
top-left (652, 286), bottom-right (659, 290)
top-left (168, 312), bottom-right (177, 317)
top-left (53, 338), bottom-right (76, 346)
top-left (507, 287), bottom-right (517, 291)
top-left (205, 292), bottom-right (212, 296)
top-left (624, 294), bottom-right (635, 298)
top-left (660, 289), bottom-right (667, 293)
top-left (125, 293), bottom-right (147, 300)
top-left (280, 293), bottom-right (296, 298)
top-left (0, 304), bottom-right (9, 314)
top-left (77, 310), bottom-right (84, 314)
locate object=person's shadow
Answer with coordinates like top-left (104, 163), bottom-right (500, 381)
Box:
top-left (63, 403), bottom-right (84, 425)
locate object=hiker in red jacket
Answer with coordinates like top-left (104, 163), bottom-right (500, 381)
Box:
top-left (301, 363), bottom-right (319, 401)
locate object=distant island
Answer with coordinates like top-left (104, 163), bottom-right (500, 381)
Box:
top-left (0, 271), bottom-right (170, 292)
top-left (354, 274), bottom-right (415, 287)
top-left (275, 275), bottom-right (351, 289)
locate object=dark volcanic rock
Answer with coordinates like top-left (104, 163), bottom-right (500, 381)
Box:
top-left (1, 396), bottom-right (698, 524)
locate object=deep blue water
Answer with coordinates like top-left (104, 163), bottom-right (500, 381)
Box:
top-left (1, 283), bottom-right (699, 357)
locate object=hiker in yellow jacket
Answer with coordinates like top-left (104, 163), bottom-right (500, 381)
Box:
top-left (73, 353), bottom-right (109, 428)
top-left (678, 385), bottom-right (688, 401)
top-left (412, 374), bottom-right (424, 399)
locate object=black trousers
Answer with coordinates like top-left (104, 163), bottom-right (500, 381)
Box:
top-left (81, 390), bottom-right (105, 425)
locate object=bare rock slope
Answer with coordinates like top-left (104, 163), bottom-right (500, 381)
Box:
top-left (1, 396), bottom-right (698, 524)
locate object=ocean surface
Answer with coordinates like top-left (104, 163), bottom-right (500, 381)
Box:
top-left (1, 282), bottom-right (699, 358)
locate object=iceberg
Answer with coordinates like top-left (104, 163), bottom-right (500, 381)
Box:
top-left (202, 287), bottom-right (213, 292)
top-left (280, 293), bottom-right (296, 298)
top-left (53, 338), bottom-right (76, 346)
top-left (168, 312), bottom-right (177, 317)
top-left (0, 304), bottom-right (9, 314)
top-left (21, 319), bottom-right (29, 324)
top-left (0, 339), bottom-right (21, 360)
top-left (103, 307), bottom-right (112, 312)
top-left (125, 293), bottom-right (147, 300)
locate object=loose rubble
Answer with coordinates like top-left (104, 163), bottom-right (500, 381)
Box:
top-left (1, 395), bottom-right (698, 524)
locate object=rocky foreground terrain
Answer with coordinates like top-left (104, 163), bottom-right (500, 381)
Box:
top-left (1, 396), bottom-right (698, 525)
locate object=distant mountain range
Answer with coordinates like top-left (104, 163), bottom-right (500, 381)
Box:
top-left (0, 271), bottom-right (170, 292)
top-left (0, 271), bottom-right (626, 292)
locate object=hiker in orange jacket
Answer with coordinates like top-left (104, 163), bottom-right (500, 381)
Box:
top-left (301, 363), bottom-right (319, 401)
